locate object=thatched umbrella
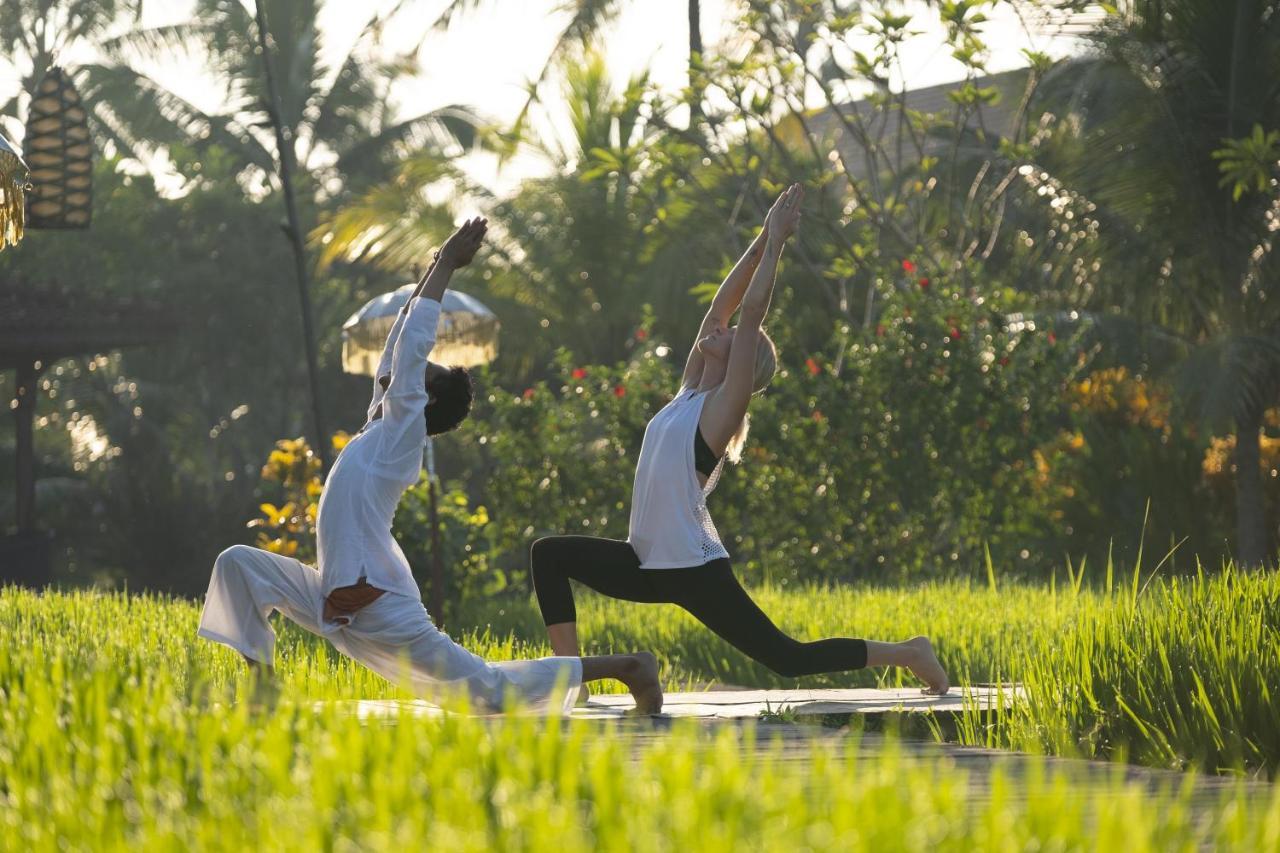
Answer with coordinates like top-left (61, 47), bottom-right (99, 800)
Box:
top-left (341, 284), bottom-right (500, 622)
top-left (341, 284), bottom-right (499, 374)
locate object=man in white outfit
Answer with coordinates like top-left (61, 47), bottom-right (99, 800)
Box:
top-left (198, 218), bottom-right (662, 715)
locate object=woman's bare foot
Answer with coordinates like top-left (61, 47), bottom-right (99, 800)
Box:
top-left (576, 683), bottom-right (591, 705)
top-left (905, 636), bottom-right (949, 696)
top-left (621, 652), bottom-right (663, 715)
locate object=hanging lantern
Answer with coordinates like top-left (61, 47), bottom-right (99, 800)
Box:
top-left (24, 67), bottom-right (92, 230)
top-left (0, 132), bottom-right (29, 250)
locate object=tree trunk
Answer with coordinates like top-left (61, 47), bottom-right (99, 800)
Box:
top-left (252, 0), bottom-right (330, 472)
top-left (1234, 409), bottom-right (1271, 568)
top-left (688, 0), bottom-right (702, 61)
top-left (687, 0), bottom-right (703, 123)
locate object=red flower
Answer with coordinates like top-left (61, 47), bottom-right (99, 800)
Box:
top-left (1047, 332), bottom-right (1057, 345)
top-left (948, 327), bottom-right (961, 340)
top-left (812, 409), bottom-right (825, 422)
top-left (613, 385), bottom-right (626, 398)
top-left (998, 356), bottom-right (1010, 367)
top-left (918, 277), bottom-right (930, 289)
top-left (901, 259), bottom-right (916, 273)
top-left (571, 367), bottom-right (588, 380)
top-left (805, 357), bottom-right (821, 376)
top-left (522, 388), bottom-right (536, 400)
top-left (635, 329), bottom-right (648, 341)
top-left (875, 323), bottom-right (886, 338)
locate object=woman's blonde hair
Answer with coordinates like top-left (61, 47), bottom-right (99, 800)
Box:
top-left (725, 329), bottom-right (777, 464)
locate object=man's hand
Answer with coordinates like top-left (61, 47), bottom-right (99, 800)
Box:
top-left (414, 217), bottom-right (488, 303)
top-left (763, 184), bottom-right (803, 245)
top-left (437, 217), bottom-right (489, 269)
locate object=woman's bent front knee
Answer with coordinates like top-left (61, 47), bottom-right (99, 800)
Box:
top-left (530, 537), bottom-right (569, 583)
top-left (530, 536), bottom-right (564, 566)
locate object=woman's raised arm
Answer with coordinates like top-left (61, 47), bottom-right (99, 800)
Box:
top-left (678, 219), bottom-right (770, 390)
top-left (701, 184), bottom-right (803, 449)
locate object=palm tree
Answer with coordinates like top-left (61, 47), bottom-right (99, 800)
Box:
top-left (0, 0), bottom-right (159, 152)
top-left (101, 0), bottom-right (481, 196)
top-left (2, 0), bottom-right (480, 197)
top-left (430, 0), bottom-right (625, 140)
top-left (1025, 0), bottom-right (1280, 566)
top-left (428, 0), bottom-right (789, 127)
top-left (315, 50), bottom-right (660, 371)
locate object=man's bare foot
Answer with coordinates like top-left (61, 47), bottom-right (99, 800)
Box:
top-left (621, 652), bottom-right (663, 715)
top-left (905, 636), bottom-right (949, 696)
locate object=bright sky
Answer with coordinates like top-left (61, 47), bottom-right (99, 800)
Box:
top-left (3, 0), bottom-right (1091, 196)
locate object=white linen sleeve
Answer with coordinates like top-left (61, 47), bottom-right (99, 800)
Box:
top-left (376, 297), bottom-right (442, 466)
top-left (367, 308), bottom-right (410, 420)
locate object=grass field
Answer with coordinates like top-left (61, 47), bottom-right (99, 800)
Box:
top-left (465, 563), bottom-right (1280, 776)
top-left (0, 563), bottom-right (1277, 849)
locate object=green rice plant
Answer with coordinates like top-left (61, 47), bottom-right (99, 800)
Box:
top-left (457, 564), bottom-right (1280, 777)
top-left (957, 564), bottom-right (1280, 775)
top-left (0, 586), bottom-right (1277, 851)
top-left (0, 565), bottom-right (1276, 850)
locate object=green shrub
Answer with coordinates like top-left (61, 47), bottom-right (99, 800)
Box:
top-left (421, 274), bottom-right (1079, 595)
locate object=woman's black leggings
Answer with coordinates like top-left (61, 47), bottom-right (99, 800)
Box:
top-left (530, 536), bottom-right (867, 677)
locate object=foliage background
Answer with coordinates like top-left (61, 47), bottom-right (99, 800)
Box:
top-left (1, 0), bottom-right (1278, 602)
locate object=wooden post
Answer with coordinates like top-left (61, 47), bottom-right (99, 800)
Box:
top-left (1234, 408), bottom-right (1271, 568)
top-left (13, 360), bottom-right (42, 532)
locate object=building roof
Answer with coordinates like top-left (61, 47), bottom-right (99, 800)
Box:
top-left (0, 276), bottom-right (175, 368)
top-left (803, 68), bottom-right (1031, 177)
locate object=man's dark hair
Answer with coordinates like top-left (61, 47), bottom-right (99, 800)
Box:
top-left (425, 366), bottom-right (474, 436)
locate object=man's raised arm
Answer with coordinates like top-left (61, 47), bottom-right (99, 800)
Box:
top-left (374, 219), bottom-right (487, 461)
top-left (367, 247), bottom-right (450, 418)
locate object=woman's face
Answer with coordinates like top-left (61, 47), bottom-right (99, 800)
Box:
top-left (696, 324), bottom-right (735, 361)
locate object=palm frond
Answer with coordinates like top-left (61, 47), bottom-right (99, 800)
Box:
top-left (311, 18), bottom-right (438, 167)
top-left (428, 0), bottom-right (490, 30)
top-left (1174, 333), bottom-right (1280, 430)
top-left (76, 63), bottom-right (272, 172)
top-left (310, 152), bottom-right (473, 273)
top-left (497, 0), bottom-right (626, 160)
top-left (98, 22), bottom-right (215, 60)
top-left (334, 106), bottom-right (486, 181)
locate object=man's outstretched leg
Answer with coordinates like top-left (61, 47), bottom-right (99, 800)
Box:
top-left (335, 594), bottom-right (664, 715)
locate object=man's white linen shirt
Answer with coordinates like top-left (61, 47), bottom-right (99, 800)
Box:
top-left (316, 296), bottom-right (442, 601)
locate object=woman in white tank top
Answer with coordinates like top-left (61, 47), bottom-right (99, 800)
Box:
top-left (532, 184), bottom-right (949, 698)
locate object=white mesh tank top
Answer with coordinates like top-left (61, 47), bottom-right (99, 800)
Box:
top-left (627, 387), bottom-right (729, 568)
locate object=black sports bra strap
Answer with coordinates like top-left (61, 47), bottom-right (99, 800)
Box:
top-left (694, 426), bottom-right (722, 478)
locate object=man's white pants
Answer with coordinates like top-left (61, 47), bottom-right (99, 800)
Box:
top-left (197, 544), bottom-right (582, 715)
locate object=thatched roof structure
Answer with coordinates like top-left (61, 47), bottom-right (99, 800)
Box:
top-left (0, 276), bottom-right (172, 368)
top-left (2, 277), bottom-right (173, 583)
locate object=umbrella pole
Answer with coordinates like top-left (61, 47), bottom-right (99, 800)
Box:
top-left (427, 475), bottom-right (446, 624)
top-left (424, 438), bottom-right (446, 624)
